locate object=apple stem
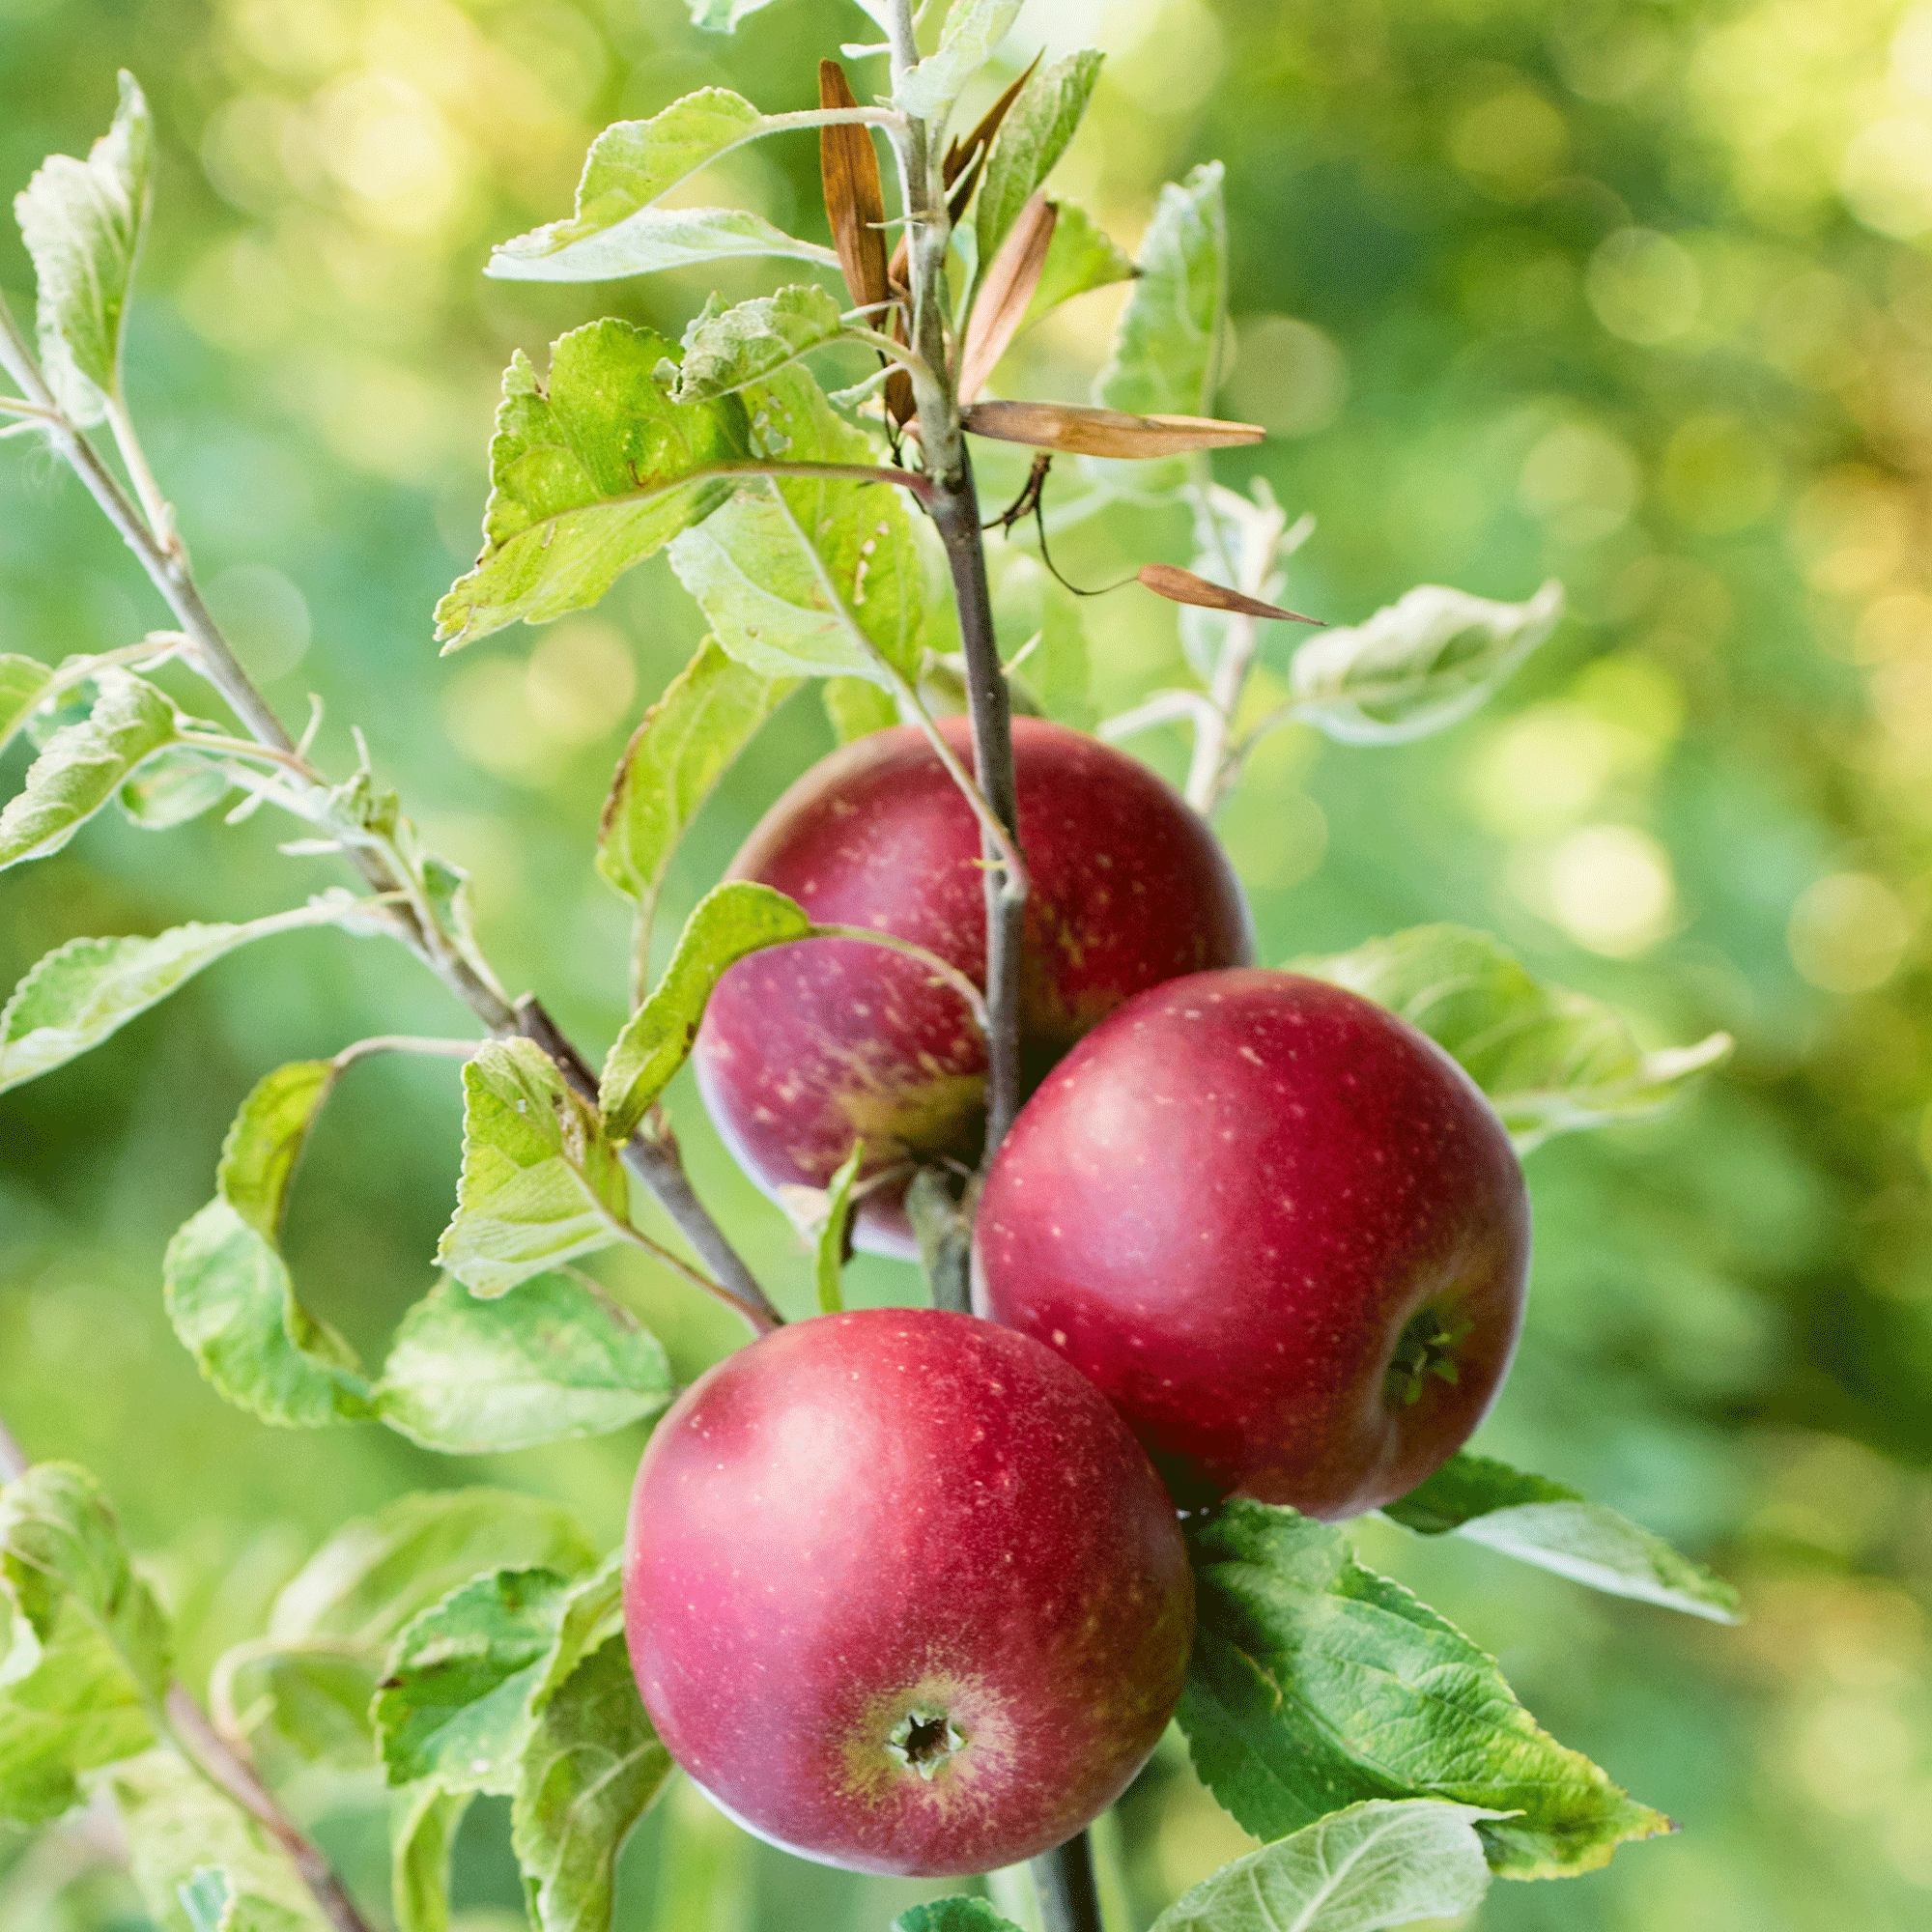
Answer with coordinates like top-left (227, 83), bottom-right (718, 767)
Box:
top-left (1032, 1831), bottom-right (1106, 1932)
top-left (0, 1412), bottom-right (379, 1932)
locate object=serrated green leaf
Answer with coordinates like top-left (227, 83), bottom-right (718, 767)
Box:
top-left (674, 285), bottom-right (855, 400)
top-left (822, 674), bottom-right (897, 741)
top-left (815, 1141), bottom-right (865, 1315)
top-left (434, 321), bottom-right (750, 650)
top-left (1291, 923), bottom-right (1730, 1151)
top-left (0, 655), bottom-right (55, 755)
top-left (14, 71), bottom-right (152, 424)
top-left (668, 368), bottom-right (924, 682)
top-left (1179, 1501), bottom-right (1673, 1879)
top-left (600, 880), bottom-right (811, 1142)
top-left (108, 1749), bottom-right (329, 1932)
top-left (528, 1557), bottom-right (624, 1720)
top-left (119, 745), bottom-right (236, 828)
top-left (0, 897), bottom-right (356, 1095)
top-left (1020, 197), bottom-right (1134, 333)
top-left (1288, 582), bottom-right (1564, 745)
top-left (375, 1274), bottom-right (673, 1455)
top-left (0, 668), bottom-right (178, 868)
top-left (894, 1901), bottom-right (1024, 1932)
top-left (393, 1785), bottom-right (472, 1932)
top-left (898, 1), bottom-right (1026, 121)
top-left (1091, 161), bottom-right (1227, 496)
top-left (975, 52), bottom-right (1105, 270)
top-left (438, 1039), bottom-right (633, 1298)
top-left (1151, 1799), bottom-right (1497, 1932)
top-left (0, 1463), bottom-right (169, 1825)
top-left (376, 1568), bottom-right (575, 1794)
top-left (511, 1634), bottom-right (672, 1932)
top-left (1382, 1453), bottom-right (1742, 1623)
top-left (269, 1490), bottom-right (596, 1653)
top-left (597, 638), bottom-right (796, 928)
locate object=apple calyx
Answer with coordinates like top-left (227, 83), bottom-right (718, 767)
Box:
top-left (888, 1707), bottom-right (967, 1780)
top-left (1386, 1304), bottom-right (1475, 1408)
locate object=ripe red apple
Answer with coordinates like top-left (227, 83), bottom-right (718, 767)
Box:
top-left (623, 1307), bottom-right (1194, 1876)
top-left (695, 716), bottom-right (1251, 1256)
top-left (972, 969), bottom-right (1531, 1520)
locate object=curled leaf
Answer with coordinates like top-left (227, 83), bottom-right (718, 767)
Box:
top-left (1138, 563), bottom-right (1321, 626)
top-left (963, 399), bottom-right (1261, 458)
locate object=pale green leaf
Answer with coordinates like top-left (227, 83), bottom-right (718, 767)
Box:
top-left (822, 674), bottom-right (897, 741)
top-left (894, 1902), bottom-right (1024, 1932)
top-left (600, 880), bottom-right (811, 1142)
top-left (438, 1038), bottom-right (633, 1298)
top-left (528, 1557), bottom-right (624, 1720)
top-left (668, 369), bottom-right (924, 682)
top-left (375, 1274), bottom-right (673, 1455)
top-left (496, 206), bottom-right (836, 282)
top-left (225, 1645), bottom-right (379, 1767)
top-left (690, 2), bottom-right (781, 41)
top-left (898, 1), bottom-right (1026, 122)
top-left (1179, 1502), bottom-right (1674, 1879)
top-left (1383, 1453), bottom-right (1741, 1623)
top-left (816, 1141), bottom-right (864, 1315)
top-left (1292, 923), bottom-right (1731, 1151)
top-left (673, 285), bottom-right (854, 401)
top-left (269, 1489), bottom-right (596, 1652)
top-left (490, 88), bottom-right (764, 266)
top-left (975, 52), bottom-right (1105, 270)
top-left (119, 745), bottom-right (236, 828)
top-left (0, 655), bottom-right (55, 755)
top-left (393, 1786), bottom-right (473, 1932)
top-left (376, 1567), bottom-right (576, 1794)
top-left (177, 1869), bottom-right (229, 1932)
top-left (218, 1059), bottom-right (335, 1238)
top-left (14, 71), bottom-right (152, 423)
top-left (1091, 161), bottom-right (1227, 495)
top-left (1002, 566), bottom-right (1094, 728)
top-left (0, 668), bottom-right (178, 868)
top-left (0, 1463), bottom-right (169, 1825)
top-left (1151, 1800), bottom-right (1497, 1932)
top-left (511, 1634), bottom-right (672, 1932)
top-left (1289, 581), bottom-right (1564, 745)
top-left (1020, 197), bottom-right (1134, 333)
top-left (0, 896), bottom-right (359, 1095)
top-left (108, 1749), bottom-right (329, 1932)
top-left (434, 321), bottom-right (750, 650)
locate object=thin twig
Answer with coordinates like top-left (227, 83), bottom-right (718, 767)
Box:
top-left (330, 1035), bottom-right (480, 1069)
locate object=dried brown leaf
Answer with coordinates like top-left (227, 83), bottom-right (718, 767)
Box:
top-left (1137, 563), bottom-right (1323, 625)
top-left (945, 54), bottom-right (1040, 187)
top-left (961, 400), bottom-right (1265, 458)
top-left (819, 60), bottom-right (889, 317)
top-left (957, 194), bottom-right (1057, 404)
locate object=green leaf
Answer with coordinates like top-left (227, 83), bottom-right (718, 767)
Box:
top-left (177, 1869), bottom-right (229, 1932)
top-left (0, 897), bottom-right (359, 1095)
top-left (511, 1634), bottom-right (672, 1932)
top-left (975, 52), bottom-right (1105, 270)
top-left (1288, 581), bottom-right (1564, 746)
top-left (816, 1141), bottom-right (864, 1314)
top-left (597, 638), bottom-right (796, 925)
top-left (894, 1902), bottom-right (1025, 1932)
top-left (107, 1749), bottom-right (330, 1932)
top-left (0, 1463), bottom-right (170, 1825)
top-left (434, 321), bottom-right (750, 650)
top-left (673, 285), bottom-right (855, 401)
top-left (269, 1489), bottom-right (596, 1653)
top-left (1091, 161), bottom-right (1227, 494)
top-left (1291, 923), bottom-right (1731, 1151)
top-left (497, 206), bottom-right (835, 282)
top-left (1004, 571), bottom-right (1094, 729)
top-left (14, 71), bottom-right (152, 424)
top-left (438, 1038), bottom-right (633, 1298)
top-left (0, 668), bottom-right (178, 868)
top-left (600, 880), bottom-right (811, 1142)
top-left (228, 1645), bottom-right (380, 1768)
top-left (668, 368), bottom-right (924, 682)
top-left (899, 1), bottom-right (1027, 122)
top-left (376, 1567), bottom-right (576, 1794)
top-left (822, 674), bottom-right (897, 741)
top-left (375, 1273), bottom-right (673, 1455)
top-left (1021, 198), bottom-right (1135, 333)
top-left (0, 655), bottom-right (55, 755)
top-left (1150, 1799), bottom-right (1497, 1932)
top-left (528, 1557), bottom-right (624, 1720)
top-left (119, 745), bottom-right (236, 828)
top-left (1382, 1453), bottom-right (1742, 1623)
top-left (393, 1786), bottom-right (472, 1932)
top-left (1179, 1501), bottom-right (1674, 1879)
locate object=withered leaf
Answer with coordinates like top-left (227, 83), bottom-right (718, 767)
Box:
top-left (957, 193), bottom-right (1057, 403)
top-left (961, 399), bottom-right (1264, 457)
top-left (1138, 562), bottom-right (1323, 626)
top-left (818, 60), bottom-right (889, 317)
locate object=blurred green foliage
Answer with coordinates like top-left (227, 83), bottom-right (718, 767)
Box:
top-left (5, 0), bottom-right (1932, 1925)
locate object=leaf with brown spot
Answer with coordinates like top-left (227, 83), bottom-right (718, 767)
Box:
top-left (957, 194), bottom-right (1057, 406)
top-left (961, 400), bottom-right (1263, 458)
top-left (1137, 563), bottom-right (1322, 626)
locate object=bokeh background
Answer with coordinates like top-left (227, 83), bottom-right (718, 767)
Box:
top-left (5, 0), bottom-right (1932, 1924)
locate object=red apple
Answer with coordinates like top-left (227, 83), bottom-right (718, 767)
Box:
top-left (623, 1308), bottom-right (1194, 1876)
top-left (972, 969), bottom-right (1531, 1520)
top-left (695, 716), bottom-right (1251, 1257)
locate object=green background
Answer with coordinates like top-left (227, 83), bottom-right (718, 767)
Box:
top-left (4, 0), bottom-right (1931, 1925)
